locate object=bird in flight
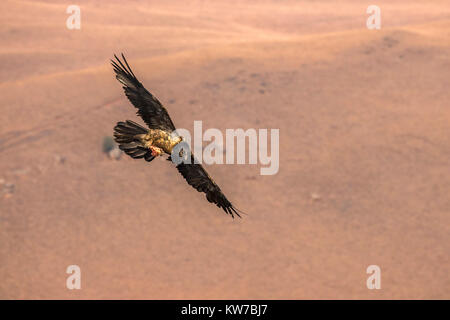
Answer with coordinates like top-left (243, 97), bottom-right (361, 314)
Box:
top-left (111, 54), bottom-right (241, 218)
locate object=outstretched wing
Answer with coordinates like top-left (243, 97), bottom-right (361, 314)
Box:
top-left (174, 154), bottom-right (240, 218)
top-left (111, 54), bottom-right (176, 132)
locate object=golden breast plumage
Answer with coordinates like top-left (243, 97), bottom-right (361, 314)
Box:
top-left (140, 129), bottom-right (182, 154)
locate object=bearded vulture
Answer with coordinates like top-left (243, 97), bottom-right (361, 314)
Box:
top-left (111, 54), bottom-right (241, 218)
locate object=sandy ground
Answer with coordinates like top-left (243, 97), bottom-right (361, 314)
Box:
top-left (0, 0), bottom-right (449, 299)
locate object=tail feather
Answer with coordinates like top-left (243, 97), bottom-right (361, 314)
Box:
top-left (113, 120), bottom-right (155, 162)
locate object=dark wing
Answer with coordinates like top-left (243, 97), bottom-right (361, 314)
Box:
top-left (111, 54), bottom-right (176, 132)
top-left (174, 154), bottom-right (240, 218)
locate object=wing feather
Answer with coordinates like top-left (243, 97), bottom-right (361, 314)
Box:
top-left (111, 54), bottom-right (176, 132)
top-left (174, 154), bottom-right (240, 218)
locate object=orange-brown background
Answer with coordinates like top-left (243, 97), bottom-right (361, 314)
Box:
top-left (0, 0), bottom-right (449, 299)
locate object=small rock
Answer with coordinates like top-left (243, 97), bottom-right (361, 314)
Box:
top-left (108, 148), bottom-right (122, 160)
top-left (102, 136), bottom-right (116, 153)
top-left (225, 76), bottom-right (237, 82)
top-left (311, 193), bottom-right (321, 201)
top-left (3, 183), bottom-right (15, 194)
top-left (54, 155), bottom-right (66, 164)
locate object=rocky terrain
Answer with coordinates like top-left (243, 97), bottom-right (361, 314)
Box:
top-left (0, 0), bottom-right (449, 299)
